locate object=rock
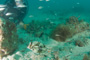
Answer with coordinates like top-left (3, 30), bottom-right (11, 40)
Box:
top-left (0, 18), bottom-right (18, 59)
top-left (27, 41), bottom-right (47, 54)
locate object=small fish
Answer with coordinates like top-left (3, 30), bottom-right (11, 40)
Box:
top-left (0, 8), bottom-right (5, 11)
top-left (15, 0), bottom-right (21, 1)
top-left (23, 24), bottom-right (29, 30)
top-left (9, 17), bottom-right (14, 20)
top-left (17, 4), bottom-right (27, 8)
top-left (77, 2), bottom-right (80, 5)
top-left (0, 5), bottom-right (6, 8)
top-left (46, 0), bottom-right (50, 2)
top-left (38, 6), bottom-right (43, 9)
top-left (39, 0), bottom-right (43, 1)
top-left (46, 18), bottom-right (49, 20)
top-left (55, 34), bottom-right (60, 36)
top-left (72, 6), bottom-right (74, 8)
top-left (29, 15), bottom-right (34, 18)
top-left (19, 22), bottom-right (24, 26)
top-left (27, 42), bottom-right (32, 49)
top-left (5, 13), bottom-right (13, 16)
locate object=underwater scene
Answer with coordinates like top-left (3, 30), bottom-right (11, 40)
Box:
top-left (0, 0), bottom-right (90, 60)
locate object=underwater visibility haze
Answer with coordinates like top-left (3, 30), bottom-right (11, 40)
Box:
top-left (0, 0), bottom-right (90, 60)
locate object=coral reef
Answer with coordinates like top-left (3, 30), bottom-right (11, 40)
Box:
top-left (50, 16), bottom-right (90, 42)
top-left (66, 16), bottom-right (89, 33)
top-left (66, 16), bottom-right (79, 24)
top-left (0, 18), bottom-right (18, 59)
top-left (22, 20), bottom-right (55, 37)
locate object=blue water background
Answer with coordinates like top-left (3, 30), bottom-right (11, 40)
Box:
top-left (0, 0), bottom-right (90, 23)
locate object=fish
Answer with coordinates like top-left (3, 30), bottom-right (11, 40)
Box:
top-left (0, 8), bottom-right (5, 11)
top-left (27, 42), bottom-right (32, 49)
top-left (9, 17), bottom-right (14, 20)
top-left (38, 6), bottom-right (43, 9)
top-left (29, 15), bottom-right (34, 18)
top-left (77, 2), bottom-right (80, 5)
top-left (5, 13), bottom-right (13, 16)
top-left (39, 0), bottom-right (44, 1)
top-left (23, 24), bottom-right (29, 30)
top-left (0, 5), bottom-right (6, 8)
top-left (17, 4), bottom-right (27, 8)
top-left (15, 0), bottom-right (21, 1)
top-left (55, 34), bottom-right (60, 36)
top-left (46, 0), bottom-right (50, 2)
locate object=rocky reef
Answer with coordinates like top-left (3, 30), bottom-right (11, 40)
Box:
top-left (0, 18), bottom-right (18, 59)
top-left (50, 16), bottom-right (90, 42)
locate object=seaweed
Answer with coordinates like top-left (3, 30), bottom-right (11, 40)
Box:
top-left (50, 25), bottom-right (75, 42)
top-left (23, 20), bottom-right (56, 37)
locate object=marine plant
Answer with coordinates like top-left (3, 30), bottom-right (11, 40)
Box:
top-left (23, 20), bottom-right (55, 37)
top-left (50, 25), bottom-right (75, 42)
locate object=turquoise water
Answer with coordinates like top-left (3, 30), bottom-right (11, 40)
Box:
top-left (0, 0), bottom-right (90, 60)
top-left (23, 0), bottom-right (90, 23)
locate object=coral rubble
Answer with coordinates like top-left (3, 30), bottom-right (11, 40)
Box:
top-left (27, 41), bottom-right (47, 54)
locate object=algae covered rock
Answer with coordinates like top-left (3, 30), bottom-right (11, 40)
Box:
top-left (50, 24), bottom-right (75, 42)
top-left (50, 16), bottom-right (90, 42)
top-left (0, 18), bottom-right (18, 59)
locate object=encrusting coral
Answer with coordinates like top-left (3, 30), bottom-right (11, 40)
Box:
top-left (0, 18), bottom-right (18, 59)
